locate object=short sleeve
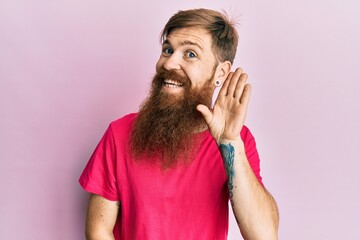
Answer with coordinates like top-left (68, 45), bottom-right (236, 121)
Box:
top-left (241, 126), bottom-right (263, 185)
top-left (79, 125), bottom-right (119, 201)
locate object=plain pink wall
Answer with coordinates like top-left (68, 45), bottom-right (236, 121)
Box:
top-left (1, 0), bottom-right (359, 239)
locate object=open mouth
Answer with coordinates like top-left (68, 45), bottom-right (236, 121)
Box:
top-left (163, 79), bottom-right (184, 88)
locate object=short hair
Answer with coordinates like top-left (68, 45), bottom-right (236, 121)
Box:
top-left (161, 8), bottom-right (239, 64)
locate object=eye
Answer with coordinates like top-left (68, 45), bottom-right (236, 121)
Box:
top-left (162, 47), bottom-right (174, 55)
top-left (186, 51), bottom-right (197, 59)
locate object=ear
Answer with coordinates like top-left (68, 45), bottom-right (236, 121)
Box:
top-left (213, 61), bottom-right (231, 86)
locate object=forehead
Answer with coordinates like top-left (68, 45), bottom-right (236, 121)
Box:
top-left (164, 27), bottom-right (213, 50)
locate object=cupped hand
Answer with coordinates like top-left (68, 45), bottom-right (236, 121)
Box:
top-left (197, 68), bottom-right (251, 144)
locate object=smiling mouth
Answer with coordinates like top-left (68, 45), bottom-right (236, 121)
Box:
top-left (163, 79), bottom-right (184, 88)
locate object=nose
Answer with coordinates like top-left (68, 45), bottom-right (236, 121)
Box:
top-left (162, 53), bottom-right (181, 71)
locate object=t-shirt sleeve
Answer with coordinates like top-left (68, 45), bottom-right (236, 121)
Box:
top-left (241, 125), bottom-right (263, 185)
top-left (79, 125), bottom-right (119, 201)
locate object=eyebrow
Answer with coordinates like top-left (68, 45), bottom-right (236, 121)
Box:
top-left (163, 39), bottom-right (203, 50)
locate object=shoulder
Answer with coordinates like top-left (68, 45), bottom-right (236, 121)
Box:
top-left (241, 125), bottom-right (260, 149)
top-left (109, 113), bottom-right (138, 128)
top-left (240, 125), bottom-right (255, 142)
top-left (107, 113), bottom-right (138, 137)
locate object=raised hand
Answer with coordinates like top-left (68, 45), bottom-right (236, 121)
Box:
top-left (197, 68), bottom-right (251, 144)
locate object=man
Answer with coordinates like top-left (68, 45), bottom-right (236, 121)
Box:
top-left (80, 8), bottom-right (279, 240)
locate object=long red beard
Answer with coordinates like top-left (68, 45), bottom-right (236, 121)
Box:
top-left (130, 68), bottom-right (215, 168)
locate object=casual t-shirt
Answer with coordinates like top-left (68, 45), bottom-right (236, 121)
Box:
top-left (79, 113), bottom-right (262, 240)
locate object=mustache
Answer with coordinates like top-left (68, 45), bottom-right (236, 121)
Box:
top-left (156, 69), bottom-right (190, 86)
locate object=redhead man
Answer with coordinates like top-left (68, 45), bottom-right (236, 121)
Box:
top-left (80, 8), bottom-right (279, 240)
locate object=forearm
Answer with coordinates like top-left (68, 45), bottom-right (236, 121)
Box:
top-left (219, 139), bottom-right (279, 240)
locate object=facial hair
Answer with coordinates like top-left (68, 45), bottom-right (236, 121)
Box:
top-left (130, 68), bottom-right (215, 168)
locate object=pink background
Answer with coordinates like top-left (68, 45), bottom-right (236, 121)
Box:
top-left (1, 0), bottom-right (359, 239)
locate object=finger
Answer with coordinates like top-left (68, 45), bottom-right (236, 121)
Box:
top-left (218, 72), bottom-right (233, 97)
top-left (196, 104), bottom-right (213, 125)
top-left (234, 72), bottom-right (248, 99)
top-left (240, 84), bottom-right (251, 107)
top-left (227, 68), bottom-right (243, 97)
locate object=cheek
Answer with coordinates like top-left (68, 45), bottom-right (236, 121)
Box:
top-left (186, 69), bottom-right (205, 85)
top-left (155, 57), bottom-right (165, 72)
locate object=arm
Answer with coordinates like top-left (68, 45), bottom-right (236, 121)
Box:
top-left (85, 194), bottom-right (119, 240)
top-left (197, 68), bottom-right (279, 239)
top-left (219, 139), bottom-right (279, 239)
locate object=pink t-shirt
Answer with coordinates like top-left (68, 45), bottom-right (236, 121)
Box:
top-left (79, 113), bottom-right (262, 239)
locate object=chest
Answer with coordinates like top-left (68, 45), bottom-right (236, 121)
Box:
top-left (118, 136), bottom-right (227, 204)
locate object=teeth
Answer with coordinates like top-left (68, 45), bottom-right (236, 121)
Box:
top-left (164, 79), bottom-right (183, 87)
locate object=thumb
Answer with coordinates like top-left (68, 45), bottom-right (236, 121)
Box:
top-left (196, 104), bottom-right (213, 125)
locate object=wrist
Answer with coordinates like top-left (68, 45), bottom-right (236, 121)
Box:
top-left (217, 138), bottom-right (245, 154)
top-left (217, 137), bottom-right (243, 146)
